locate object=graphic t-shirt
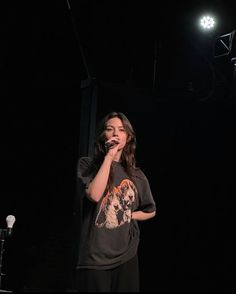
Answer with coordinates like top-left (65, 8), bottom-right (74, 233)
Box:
top-left (76, 157), bottom-right (156, 270)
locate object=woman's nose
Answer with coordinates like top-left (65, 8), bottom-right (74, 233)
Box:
top-left (113, 129), bottom-right (118, 136)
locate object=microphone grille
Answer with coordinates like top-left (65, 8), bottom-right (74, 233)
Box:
top-left (6, 215), bottom-right (16, 228)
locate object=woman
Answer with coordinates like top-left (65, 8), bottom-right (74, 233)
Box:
top-left (75, 111), bottom-right (156, 292)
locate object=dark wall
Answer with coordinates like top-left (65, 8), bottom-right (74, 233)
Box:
top-left (2, 2), bottom-right (83, 292)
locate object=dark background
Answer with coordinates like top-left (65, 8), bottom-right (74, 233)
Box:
top-left (1, 0), bottom-right (236, 292)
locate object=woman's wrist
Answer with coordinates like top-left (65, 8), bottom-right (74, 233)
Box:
top-left (104, 154), bottom-right (113, 164)
top-left (132, 211), bottom-right (137, 220)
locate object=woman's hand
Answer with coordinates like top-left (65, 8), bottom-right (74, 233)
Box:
top-left (132, 210), bottom-right (156, 221)
top-left (105, 137), bottom-right (122, 158)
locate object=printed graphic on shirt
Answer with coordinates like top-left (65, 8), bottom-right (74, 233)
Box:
top-left (95, 179), bottom-right (137, 229)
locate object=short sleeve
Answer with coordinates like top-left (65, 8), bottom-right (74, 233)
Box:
top-left (77, 157), bottom-right (95, 189)
top-left (135, 170), bottom-right (156, 213)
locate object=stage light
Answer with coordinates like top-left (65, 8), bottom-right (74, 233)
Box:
top-left (199, 15), bottom-right (216, 31)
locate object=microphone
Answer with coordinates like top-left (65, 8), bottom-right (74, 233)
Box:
top-left (104, 140), bottom-right (119, 150)
top-left (6, 215), bottom-right (16, 237)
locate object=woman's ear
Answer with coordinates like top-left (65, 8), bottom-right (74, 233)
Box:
top-left (126, 135), bottom-right (131, 143)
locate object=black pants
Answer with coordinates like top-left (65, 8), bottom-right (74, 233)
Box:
top-left (75, 255), bottom-right (140, 292)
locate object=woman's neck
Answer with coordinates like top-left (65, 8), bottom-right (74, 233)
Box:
top-left (113, 151), bottom-right (122, 162)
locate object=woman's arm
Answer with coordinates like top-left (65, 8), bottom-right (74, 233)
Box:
top-left (86, 155), bottom-right (113, 202)
top-left (132, 210), bottom-right (156, 221)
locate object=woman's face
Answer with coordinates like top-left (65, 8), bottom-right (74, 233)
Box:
top-left (104, 117), bottom-right (129, 150)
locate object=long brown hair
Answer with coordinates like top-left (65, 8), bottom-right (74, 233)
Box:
top-left (93, 111), bottom-right (137, 192)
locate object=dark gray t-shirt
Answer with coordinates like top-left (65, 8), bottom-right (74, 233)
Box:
top-left (76, 157), bottom-right (156, 270)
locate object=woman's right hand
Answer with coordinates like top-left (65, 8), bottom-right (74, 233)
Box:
top-left (105, 137), bottom-right (121, 158)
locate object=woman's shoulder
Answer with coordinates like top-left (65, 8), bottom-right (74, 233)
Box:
top-left (132, 166), bottom-right (147, 180)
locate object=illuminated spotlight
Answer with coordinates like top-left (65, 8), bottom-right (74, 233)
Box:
top-left (199, 15), bottom-right (216, 30)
